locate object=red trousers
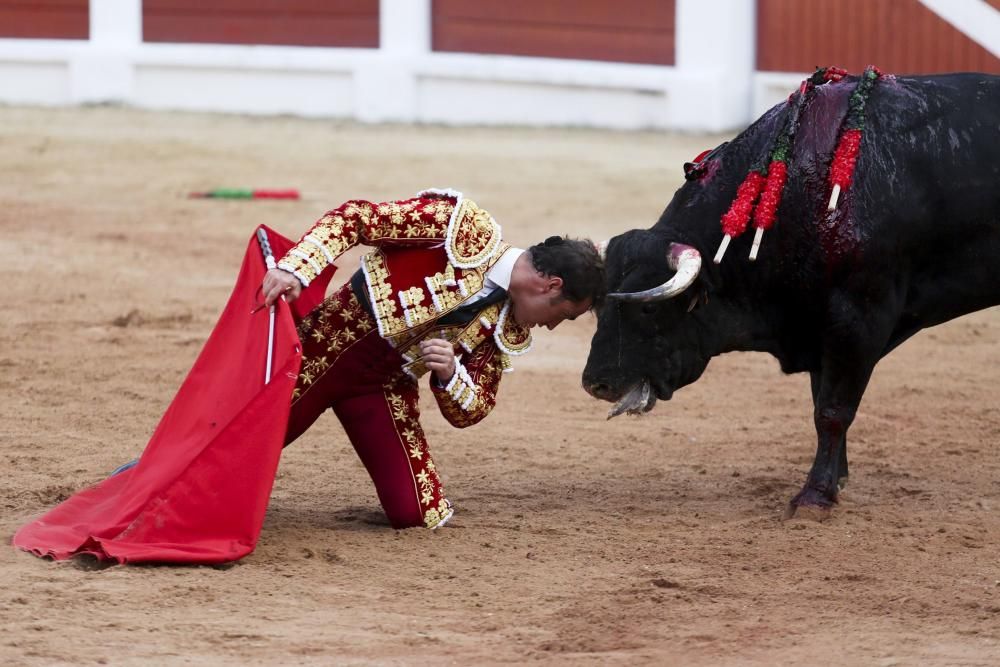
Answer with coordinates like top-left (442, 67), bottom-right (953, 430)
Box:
top-left (284, 283), bottom-right (451, 529)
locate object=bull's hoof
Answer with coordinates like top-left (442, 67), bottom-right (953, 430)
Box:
top-left (783, 486), bottom-right (837, 522)
top-left (782, 503), bottom-right (832, 522)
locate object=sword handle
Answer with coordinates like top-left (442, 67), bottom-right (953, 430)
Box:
top-left (256, 228), bottom-right (277, 270)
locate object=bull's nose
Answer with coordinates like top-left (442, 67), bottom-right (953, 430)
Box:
top-left (584, 381), bottom-right (618, 402)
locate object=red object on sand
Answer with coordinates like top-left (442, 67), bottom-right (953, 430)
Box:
top-left (187, 189), bottom-right (301, 200)
top-left (12, 227), bottom-right (333, 564)
top-left (250, 189), bottom-right (300, 199)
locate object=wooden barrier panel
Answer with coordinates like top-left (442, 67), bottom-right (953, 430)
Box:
top-left (0, 0), bottom-right (89, 39)
top-left (757, 0), bottom-right (1000, 74)
top-left (432, 0), bottom-right (675, 66)
top-left (143, 0), bottom-right (379, 48)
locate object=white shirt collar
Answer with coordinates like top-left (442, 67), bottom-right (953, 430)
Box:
top-left (484, 247), bottom-right (523, 291)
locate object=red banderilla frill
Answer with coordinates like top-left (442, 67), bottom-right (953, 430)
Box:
top-left (750, 160), bottom-right (788, 261)
top-left (714, 170), bottom-right (766, 264)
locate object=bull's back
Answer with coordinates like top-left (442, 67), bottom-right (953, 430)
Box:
top-left (863, 74), bottom-right (999, 232)
top-left (860, 74), bottom-right (1000, 328)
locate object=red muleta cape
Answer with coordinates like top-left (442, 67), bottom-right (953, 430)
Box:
top-left (12, 227), bottom-right (333, 564)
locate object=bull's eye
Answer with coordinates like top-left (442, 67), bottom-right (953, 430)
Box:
top-left (641, 303), bottom-right (658, 316)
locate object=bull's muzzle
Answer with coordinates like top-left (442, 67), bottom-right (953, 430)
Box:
top-left (584, 378), bottom-right (657, 419)
top-left (605, 379), bottom-right (656, 419)
top-left (584, 379), bottom-right (619, 402)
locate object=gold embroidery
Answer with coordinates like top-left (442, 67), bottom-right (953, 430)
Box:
top-left (387, 392), bottom-right (408, 422)
top-left (423, 498), bottom-right (453, 529)
top-left (406, 302), bottom-right (433, 327)
top-left (425, 264), bottom-right (462, 312)
top-left (434, 344), bottom-right (501, 427)
top-left (495, 302), bottom-right (532, 355)
top-left (499, 353), bottom-right (513, 372)
top-left (448, 199), bottom-right (501, 268)
top-left (362, 260), bottom-right (488, 341)
top-left (363, 252), bottom-right (407, 336)
top-left (344, 202), bottom-right (373, 219)
top-left (379, 373), bottom-right (449, 528)
top-left (399, 286), bottom-right (423, 307)
top-left (303, 214), bottom-right (356, 263)
top-left (456, 302), bottom-right (500, 353)
top-left (399, 286), bottom-right (436, 328)
top-left (291, 285), bottom-right (374, 406)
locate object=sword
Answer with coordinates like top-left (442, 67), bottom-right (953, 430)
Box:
top-left (256, 228), bottom-right (278, 385)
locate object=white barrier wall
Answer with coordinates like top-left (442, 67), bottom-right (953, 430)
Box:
top-left (1, 0), bottom-right (747, 132)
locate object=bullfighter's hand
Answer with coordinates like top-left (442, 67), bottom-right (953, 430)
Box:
top-left (419, 338), bottom-right (457, 384)
top-left (262, 268), bottom-right (302, 307)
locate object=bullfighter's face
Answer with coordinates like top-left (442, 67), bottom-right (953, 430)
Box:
top-left (507, 257), bottom-right (592, 330)
top-left (509, 286), bottom-right (591, 331)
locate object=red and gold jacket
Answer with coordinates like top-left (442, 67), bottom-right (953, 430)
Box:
top-left (277, 189), bottom-right (531, 428)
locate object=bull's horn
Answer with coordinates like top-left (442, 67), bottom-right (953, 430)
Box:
top-left (594, 239), bottom-right (608, 260)
top-left (609, 243), bottom-right (702, 302)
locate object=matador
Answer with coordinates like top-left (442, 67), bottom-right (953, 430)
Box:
top-left (263, 189), bottom-right (606, 529)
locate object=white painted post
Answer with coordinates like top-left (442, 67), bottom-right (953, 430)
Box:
top-left (71, 0), bottom-right (141, 103)
top-left (380, 0), bottom-right (432, 56)
top-left (90, 0), bottom-right (141, 47)
top-left (355, 0), bottom-right (431, 123)
top-left (917, 0), bottom-right (1000, 58)
top-left (672, 0), bottom-right (755, 132)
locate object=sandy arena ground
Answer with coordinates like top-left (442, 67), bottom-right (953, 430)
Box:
top-left (2, 105), bottom-right (999, 666)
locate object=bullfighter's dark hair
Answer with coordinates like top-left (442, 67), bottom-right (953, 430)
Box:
top-left (527, 236), bottom-right (606, 311)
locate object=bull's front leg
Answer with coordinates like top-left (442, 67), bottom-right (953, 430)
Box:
top-left (810, 371), bottom-right (850, 489)
top-left (786, 404), bottom-right (856, 519)
top-left (786, 337), bottom-right (880, 520)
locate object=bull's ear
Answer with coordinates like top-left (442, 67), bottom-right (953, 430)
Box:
top-left (686, 289), bottom-right (710, 313)
top-left (682, 141), bottom-right (728, 181)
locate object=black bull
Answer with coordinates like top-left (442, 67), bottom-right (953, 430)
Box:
top-left (582, 72), bottom-right (1000, 517)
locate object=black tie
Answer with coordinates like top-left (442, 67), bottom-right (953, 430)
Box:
top-left (437, 287), bottom-right (508, 326)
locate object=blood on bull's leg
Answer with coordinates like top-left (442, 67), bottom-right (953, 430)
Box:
top-left (810, 370), bottom-right (850, 490)
top-left (787, 403), bottom-right (856, 520)
top-left (786, 282), bottom-right (905, 519)
top-left (787, 325), bottom-right (882, 520)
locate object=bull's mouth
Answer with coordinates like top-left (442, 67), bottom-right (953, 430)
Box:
top-left (607, 379), bottom-right (660, 419)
